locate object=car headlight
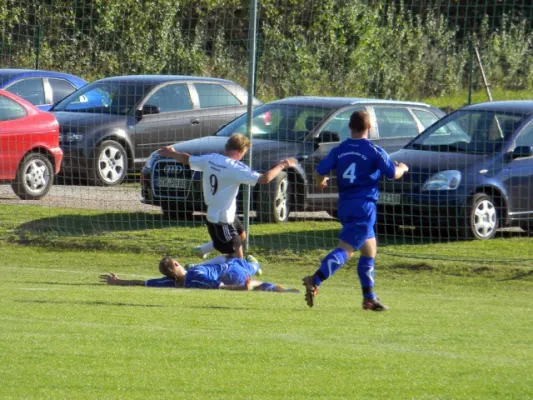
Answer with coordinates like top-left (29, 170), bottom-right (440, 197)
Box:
top-left (422, 170), bottom-right (462, 191)
top-left (59, 132), bottom-right (84, 143)
top-left (145, 151), bottom-right (160, 169)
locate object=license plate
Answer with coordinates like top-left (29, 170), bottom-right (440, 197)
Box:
top-left (157, 177), bottom-right (187, 189)
top-left (378, 193), bottom-right (401, 205)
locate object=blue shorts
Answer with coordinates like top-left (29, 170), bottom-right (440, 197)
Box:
top-left (222, 259), bottom-right (258, 286)
top-left (338, 201), bottom-right (376, 250)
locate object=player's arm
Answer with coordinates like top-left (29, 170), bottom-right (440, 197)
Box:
top-left (393, 161), bottom-right (409, 180)
top-left (314, 148), bottom-right (336, 189)
top-left (314, 173), bottom-right (329, 189)
top-left (257, 158), bottom-right (298, 185)
top-left (99, 273), bottom-right (145, 286)
top-left (375, 147), bottom-right (408, 180)
top-left (157, 146), bottom-right (191, 165)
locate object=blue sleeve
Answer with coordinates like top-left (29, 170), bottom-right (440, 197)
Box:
top-left (375, 146), bottom-right (396, 179)
top-left (316, 148), bottom-right (337, 176)
top-left (145, 277), bottom-right (177, 288)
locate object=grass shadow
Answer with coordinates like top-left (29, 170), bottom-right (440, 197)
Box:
top-left (14, 211), bottom-right (206, 238)
top-left (16, 299), bottom-right (165, 308)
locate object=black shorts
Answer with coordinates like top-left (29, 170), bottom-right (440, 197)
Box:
top-left (206, 217), bottom-right (244, 255)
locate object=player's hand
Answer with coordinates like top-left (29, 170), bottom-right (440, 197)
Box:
top-left (280, 158), bottom-right (298, 168)
top-left (318, 176), bottom-right (329, 189)
top-left (244, 277), bottom-right (253, 291)
top-left (99, 272), bottom-right (119, 285)
top-left (158, 146), bottom-right (176, 157)
top-left (397, 162), bottom-right (409, 172)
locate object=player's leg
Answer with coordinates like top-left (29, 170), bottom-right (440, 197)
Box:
top-left (302, 239), bottom-right (355, 307)
top-left (358, 237), bottom-right (388, 311)
top-left (191, 241), bottom-right (215, 259)
top-left (252, 280), bottom-right (300, 293)
top-left (207, 221), bottom-right (243, 259)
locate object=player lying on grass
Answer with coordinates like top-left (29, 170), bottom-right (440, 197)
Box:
top-left (100, 256), bottom-right (300, 293)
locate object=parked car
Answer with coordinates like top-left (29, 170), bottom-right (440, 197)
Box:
top-left (140, 96), bottom-right (444, 222)
top-left (0, 69), bottom-right (87, 110)
top-left (0, 89), bottom-right (63, 200)
top-left (378, 100), bottom-right (533, 240)
top-left (51, 75), bottom-right (261, 186)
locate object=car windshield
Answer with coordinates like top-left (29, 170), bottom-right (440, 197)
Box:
top-left (53, 81), bottom-right (152, 115)
top-left (216, 103), bottom-right (331, 142)
top-left (409, 110), bottom-right (526, 154)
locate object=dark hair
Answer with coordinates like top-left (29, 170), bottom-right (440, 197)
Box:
top-left (159, 256), bottom-right (177, 280)
top-left (348, 111), bottom-right (371, 133)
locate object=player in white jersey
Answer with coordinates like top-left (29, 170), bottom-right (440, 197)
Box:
top-left (158, 134), bottom-right (297, 259)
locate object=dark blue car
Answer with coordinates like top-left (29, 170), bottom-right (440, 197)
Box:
top-left (378, 101), bottom-right (533, 240)
top-left (0, 69), bottom-right (87, 110)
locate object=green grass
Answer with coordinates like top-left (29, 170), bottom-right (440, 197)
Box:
top-left (1, 241), bottom-right (532, 399)
top-left (0, 204), bottom-right (533, 398)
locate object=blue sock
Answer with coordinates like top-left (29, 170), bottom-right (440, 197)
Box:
top-left (357, 256), bottom-right (376, 299)
top-left (312, 248), bottom-right (348, 286)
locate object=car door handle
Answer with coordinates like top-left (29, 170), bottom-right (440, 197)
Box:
top-left (190, 118), bottom-right (200, 125)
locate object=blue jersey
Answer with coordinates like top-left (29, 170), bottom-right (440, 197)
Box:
top-left (184, 258), bottom-right (257, 289)
top-left (317, 138), bottom-right (395, 203)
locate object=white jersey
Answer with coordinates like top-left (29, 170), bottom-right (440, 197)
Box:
top-left (189, 153), bottom-right (260, 224)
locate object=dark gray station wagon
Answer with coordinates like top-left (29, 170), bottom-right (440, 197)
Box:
top-left (52, 75), bottom-right (260, 185)
top-left (140, 96), bottom-right (444, 222)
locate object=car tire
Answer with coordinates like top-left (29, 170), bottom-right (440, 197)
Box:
top-left (11, 153), bottom-right (54, 200)
top-left (161, 201), bottom-right (194, 221)
top-left (257, 171), bottom-right (291, 223)
top-left (460, 193), bottom-right (498, 240)
top-left (93, 140), bottom-right (128, 186)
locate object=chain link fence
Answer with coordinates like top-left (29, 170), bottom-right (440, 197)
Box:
top-left (1, 0), bottom-right (533, 263)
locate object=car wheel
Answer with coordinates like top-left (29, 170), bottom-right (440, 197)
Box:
top-left (93, 140), bottom-right (128, 186)
top-left (257, 171), bottom-right (290, 223)
top-left (161, 201), bottom-right (194, 221)
top-left (460, 193), bottom-right (498, 240)
top-left (11, 153), bottom-right (54, 200)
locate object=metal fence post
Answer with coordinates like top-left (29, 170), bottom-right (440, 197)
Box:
top-left (243, 0), bottom-right (258, 253)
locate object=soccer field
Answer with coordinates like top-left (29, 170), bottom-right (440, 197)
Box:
top-left (1, 244), bottom-right (532, 399)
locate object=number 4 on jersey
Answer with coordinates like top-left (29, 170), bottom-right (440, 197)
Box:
top-left (342, 163), bottom-right (357, 183)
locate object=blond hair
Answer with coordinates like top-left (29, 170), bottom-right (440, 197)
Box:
top-left (225, 133), bottom-right (251, 154)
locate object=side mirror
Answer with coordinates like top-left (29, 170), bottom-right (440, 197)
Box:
top-left (316, 130), bottom-right (340, 143)
top-left (510, 145), bottom-right (533, 159)
top-left (135, 104), bottom-right (160, 120)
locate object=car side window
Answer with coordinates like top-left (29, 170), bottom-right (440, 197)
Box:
top-left (0, 96), bottom-right (27, 121)
top-left (374, 107), bottom-right (419, 138)
top-left (49, 78), bottom-right (76, 103)
top-left (195, 83), bottom-right (241, 108)
top-left (145, 84), bottom-right (193, 112)
top-left (515, 122), bottom-right (533, 147)
top-left (320, 108), bottom-right (365, 141)
top-left (6, 78), bottom-right (45, 105)
top-left (412, 109), bottom-right (439, 129)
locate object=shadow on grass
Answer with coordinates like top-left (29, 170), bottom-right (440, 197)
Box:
top-left (17, 281), bottom-right (102, 287)
top-left (8, 210), bottom-right (533, 257)
top-left (13, 212), bottom-right (206, 237)
top-left (17, 299), bottom-right (165, 308)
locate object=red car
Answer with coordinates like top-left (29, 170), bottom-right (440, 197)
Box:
top-left (0, 89), bottom-right (62, 200)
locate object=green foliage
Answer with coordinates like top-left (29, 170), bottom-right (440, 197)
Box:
top-left (0, 0), bottom-right (532, 101)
